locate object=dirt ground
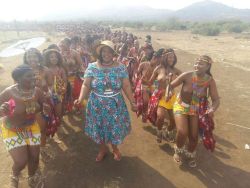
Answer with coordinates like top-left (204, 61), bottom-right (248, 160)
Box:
top-left (0, 30), bottom-right (250, 188)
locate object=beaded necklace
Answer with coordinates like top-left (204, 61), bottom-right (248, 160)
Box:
top-left (15, 85), bottom-right (37, 119)
top-left (190, 72), bottom-right (211, 114)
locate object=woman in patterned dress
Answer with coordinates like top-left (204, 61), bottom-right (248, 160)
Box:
top-left (75, 41), bottom-right (136, 162)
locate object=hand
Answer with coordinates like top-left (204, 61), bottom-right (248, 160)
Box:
top-left (0, 102), bottom-right (10, 116)
top-left (165, 90), bottom-right (173, 102)
top-left (130, 101), bottom-right (137, 112)
top-left (206, 108), bottom-right (214, 118)
top-left (74, 99), bottom-right (82, 107)
top-left (43, 103), bottom-right (51, 115)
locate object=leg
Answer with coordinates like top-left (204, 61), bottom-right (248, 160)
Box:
top-left (27, 145), bottom-right (44, 187)
top-left (36, 113), bottom-right (47, 147)
top-left (27, 145), bottom-right (40, 176)
top-left (142, 89), bottom-right (149, 122)
top-left (174, 114), bottom-right (189, 164)
top-left (96, 143), bottom-right (108, 162)
top-left (187, 115), bottom-right (199, 152)
top-left (9, 146), bottom-right (28, 176)
top-left (155, 107), bottom-right (166, 143)
top-left (165, 109), bottom-right (176, 143)
top-left (186, 115), bottom-right (199, 167)
top-left (9, 146), bottom-right (28, 187)
top-left (111, 144), bottom-right (121, 161)
top-left (167, 110), bottom-right (176, 132)
top-left (175, 114), bottom-right (189, 148)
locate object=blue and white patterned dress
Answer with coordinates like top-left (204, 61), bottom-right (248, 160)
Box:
top-left (84, 63), bottom-right (131, 145)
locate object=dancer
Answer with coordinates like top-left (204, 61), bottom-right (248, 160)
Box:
top-left (167, 55), bottom-right (220, 167)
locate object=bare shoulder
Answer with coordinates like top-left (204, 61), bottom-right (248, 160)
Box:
top-left (1, 85), bottom-right (13, 95)
top-left (179, 71), bottom-right (193, 81)
top-left (173, 67), bottom-right (182, 75)
top-left (0, 85), bottom-right (16, 101)
top-left (154, 65), bottom-right (162, 72)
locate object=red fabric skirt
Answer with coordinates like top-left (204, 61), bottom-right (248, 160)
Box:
top-left (134, 78), bottom-right (143, 117)
top-left (199, 97), bottom-right (216, 152)
top-left (147, 90), bottom-right (163, 125)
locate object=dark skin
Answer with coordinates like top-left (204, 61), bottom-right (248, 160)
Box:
top-left (0, 70), bottom-right (44, 177)
top-left (25, 50), bottom-right (52, 146)
top-left (46, 52), bottom-right (67, 118)
top-left (148, 53), bottom-right (182, 132)
top-left (169, 59), bottom-right (220, 156)
top-left (137, 55), bottom-right (161, 122)
top-left (75, 46), bottom-right (136, 162)
top-left (59, 40), bottom-right (83, 75)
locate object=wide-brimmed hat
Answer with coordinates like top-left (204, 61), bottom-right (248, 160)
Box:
top-left (95, 40), bottom-right (118, 57)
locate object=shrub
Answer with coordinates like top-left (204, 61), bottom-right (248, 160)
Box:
top-left (191, 23), bottom-right (220, 36)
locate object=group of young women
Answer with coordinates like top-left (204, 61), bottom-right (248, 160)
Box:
top-left (0, 27), bottom-right (220, 187)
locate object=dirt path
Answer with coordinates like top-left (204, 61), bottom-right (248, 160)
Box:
top-left (0, 31), bottom-right (250, 188)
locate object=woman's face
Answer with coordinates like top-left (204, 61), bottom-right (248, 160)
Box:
top-left (19, 70), bottom-right (35, 89)
top-left (194, 59), bottom-right (210, 74)
top-left (49, 52), bottom-right (58, 65)
top-left (26, 51), bottom-right (39, 68)
top-left (59, 41), bottom-right (69, 51)
top-left (101, 46), bottom-right (114, 63)
top-left (166, 53), bottom-right (175, 67)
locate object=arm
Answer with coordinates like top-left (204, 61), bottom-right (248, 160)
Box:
top-left (174, 67), bottom-right (182, 76)
top-left (170, 72), bottom-right (188, 89)
top-left (36, 87), bottom-right (46, 112)
top-left (77, 77), bottom-right (92, 102)
top-left (122, 78), bottom-right (136, 111)
top-left (165, 72), bottom-right (188, 100)
top-left (74, 50), bottom-right (83, 71)
top-left (208, 79), bottom-right (220, 116)
top-left (137, 63), bottom-right (143, 78)
top-left (0, 89), bottom-right (10, 117)
top-left (148, 66), bottom-right (159, 86)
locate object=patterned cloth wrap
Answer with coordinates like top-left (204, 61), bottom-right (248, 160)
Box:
top-left (199, 97), bottom-right (216, 152)
top-left (147, 89), bottom-right (163, 125)
top-left (134, 78), bottom-right (143, 117)
top-left (43, 94), bottom-right (60, 137)
top-left (1, 119), bottom-right (41, 151)
top-left (65, 74), bottom-right (83, 112)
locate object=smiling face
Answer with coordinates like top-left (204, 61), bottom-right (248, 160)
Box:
top-left (194, 59), bottom-right (210, 75)
top-left (101, 46), bottom-right (114, 64)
